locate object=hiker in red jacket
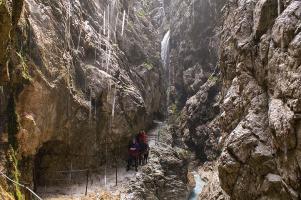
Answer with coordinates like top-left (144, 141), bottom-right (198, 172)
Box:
top-left (137, 130), bottom-right (148, 144)
top-left (137, 130), bottom-right (149, 165)
top-left (127, 138), bottom-right (140, 171)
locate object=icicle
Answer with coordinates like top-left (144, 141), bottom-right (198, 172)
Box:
top-left (277, 0), bottom-right (282, 15)
top-left (121, 10), bottom-right (126, 36)
top-left (112, 88), bottom-right (116, 119)
top-left (107, 3), bottom-right (110, 29)
top-left (103, 10), bottom-right (106, 35)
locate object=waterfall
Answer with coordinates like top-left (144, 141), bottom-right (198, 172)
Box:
top-left (121, 10), bottom-right (126, 36)
top-left (161, 30), bottom-right (170, 69)
top-left (188, 172), bottom-right (206, 200)
top-left (161, 30), bottom-right (171, 118)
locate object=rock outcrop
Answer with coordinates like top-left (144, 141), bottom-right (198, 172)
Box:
top-left (218, 0), bottom-right (301, 199)
top-left (163, 0), bottom-right (225, 161)
top-left (0, 0), bottom-right (165, 191)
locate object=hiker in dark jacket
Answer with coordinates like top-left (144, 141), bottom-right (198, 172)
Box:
top-left (136, 130), bottom-right (149, 165)
top-left (127, 138), bottom-right (140, 171)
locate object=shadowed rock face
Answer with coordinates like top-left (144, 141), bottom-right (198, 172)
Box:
top-left (218, 0), bottom-right (301, 199)
top-left (0, 0), bottom-right (166, 186)
top-left (164, 0), bottom-right (225, 162)
top-left (165, 0), bottom-right (225, 107)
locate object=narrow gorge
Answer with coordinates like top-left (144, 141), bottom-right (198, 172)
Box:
top-left (1, 0), bottom-right (301, 200)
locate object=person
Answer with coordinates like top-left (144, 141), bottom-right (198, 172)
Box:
top-left (141, 130), bottom-right (148, 144)
top-left (137, 130), bottom-right (147, 144)
top-left (137, 130), bottom-right (149, 165)
top-left (139, 142), bottom-right (149, 165)
top-left (127, 138), bottom-right (140, 171)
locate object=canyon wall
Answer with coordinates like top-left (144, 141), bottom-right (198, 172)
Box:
top-left (0, 0), bottom-right (165, 189)
top-left (163, 0), bottom-right (225, 161)
top-left (218, 0), bottom-right (301, 199)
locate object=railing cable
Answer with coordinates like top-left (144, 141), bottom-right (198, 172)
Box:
top-left (0, 171), bottom-right (43, 200)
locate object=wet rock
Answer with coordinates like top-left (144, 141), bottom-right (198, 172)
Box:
top-left (0, 0), bottom-right (167, 190)
top-left (218, 0), bottom-right (301, 199)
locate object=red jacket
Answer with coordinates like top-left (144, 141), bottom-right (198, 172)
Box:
top-left (138, 132), bottom-right (148, 144)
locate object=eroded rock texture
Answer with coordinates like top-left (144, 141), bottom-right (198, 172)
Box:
top-left (0, 0), bottom-right (165, 188)
top-left (164, 0), bottom-right (225, 161)
top-left (218, 0), bottom-right (301, 199)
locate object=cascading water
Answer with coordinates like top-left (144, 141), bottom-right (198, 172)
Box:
top-left (161, 30), bottom-right (170, 69)
top-left (121, 10), bottom-right (126, 36)
top-left (161, 30), bottom-right (171, 118)
top-left (188, 172), bottom-right (206, 200)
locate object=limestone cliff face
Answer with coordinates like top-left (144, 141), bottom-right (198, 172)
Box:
top-left (163, 0), bottom-right (225, 161)
top-left (0, 0), bottom-right (165, 187)
top-left (218, 0), bottom-right (301, 199)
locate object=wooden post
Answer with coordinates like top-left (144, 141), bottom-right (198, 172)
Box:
top-left (85, 170), bottom-right (89, 196)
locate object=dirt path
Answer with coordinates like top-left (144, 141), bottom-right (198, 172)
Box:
top-left (37, 121), bottom-right (164, 200)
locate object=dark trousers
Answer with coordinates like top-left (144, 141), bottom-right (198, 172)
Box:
top-left (127, 155), bottom-right (138, 171)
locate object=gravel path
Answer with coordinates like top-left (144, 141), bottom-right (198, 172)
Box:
top-left (38, 121), bottom-right (165, 200)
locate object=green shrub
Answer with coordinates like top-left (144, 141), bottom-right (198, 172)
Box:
top-left (137, 9), bottom-right (146, 18)
top-left (208, 75), bottom-right (218, 83)
top-left (142, 62), bottom-right (154, 70)
top-left (7, 147), bottom-right (23, 200)
top-left (16, 52), bottom-right (32, 82)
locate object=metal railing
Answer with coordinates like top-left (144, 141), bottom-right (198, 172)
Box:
top-left (0, 171), bottom-right (43, 200)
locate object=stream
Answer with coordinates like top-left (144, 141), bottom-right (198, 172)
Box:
top-left (188, 172), bottom-right (206, 200)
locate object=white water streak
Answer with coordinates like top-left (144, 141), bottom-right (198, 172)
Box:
top-left (161, 30), bottom-right (170, 68)
top-left (121, 10), bottom-right (126, 36)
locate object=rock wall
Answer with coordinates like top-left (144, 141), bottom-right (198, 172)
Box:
top-left (0, 0), bottom-right (165, 188)
top-left (163, 0), bottom-right (225, 161)
top-left (218, 0), bottom-right (301, 199)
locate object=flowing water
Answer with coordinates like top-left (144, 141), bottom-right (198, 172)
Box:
top-left (121, 10), bottom-right (126, 36)
top-left (161, 30), bottom-right (171, 118)
top-left (161, 30), bottom-right (170, 69)
top-left (188, 172), bottom-right (206, 200)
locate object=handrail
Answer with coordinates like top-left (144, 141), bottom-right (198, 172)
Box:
top-left (0, 171), bottom-right (43, 200)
